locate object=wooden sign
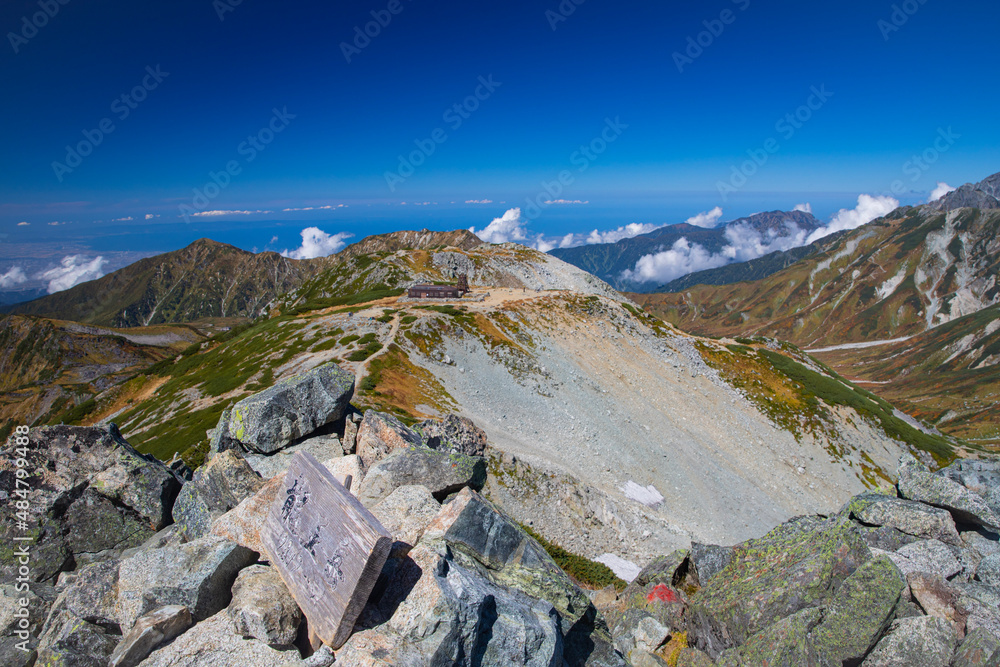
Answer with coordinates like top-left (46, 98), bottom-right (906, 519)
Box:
top-left (261, 451), bottom-right (392, 648)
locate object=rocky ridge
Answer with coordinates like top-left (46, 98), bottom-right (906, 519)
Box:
top-left (3, 363), bottom-right (999, 666)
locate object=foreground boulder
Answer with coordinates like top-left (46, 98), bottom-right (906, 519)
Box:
top-left (0, 426), bottom-right (181, 583)
top-left (108, 605), bottom-right (192, 667)
top-left (223, 361), bottom-right (354, 454)
top-left (415, 414), bottom-right (489, 456)
top-left (227, 565), bottom-right (303, 647)
top-left (860, 615), bottom-right (957, 666)
top-left (685, 515), bottom-right (871, 657)
top-left (358, 445), bottom-right (487, 506)
top-left (355, 411), bottom-right (423, 467)
top-left (137, 610), bottom-right (306, 666)
top-left (172, 450), bottom-right (264, 540)
top-left (116, 534), bottom-right (256, 630)
top-left (898, 454), bottom-right (1000, 531)
top-left (340, 488), bottom-right (623, 666)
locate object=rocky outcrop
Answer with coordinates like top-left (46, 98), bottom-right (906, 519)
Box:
top-left (227, 565), bottom-right (303, 647)
top-left (355, 411), bottom-right (423, 467)
top-left (0, 426), bottom-right (181, 583)
top-left (898, 453), bottom-right (1000, 531)
top-left (222, 362), bottom-right (354, 454)
top-left (108, 605), bottom-right (192, 667)
top-left (116, 534), bottom-right (256, 630)
top-left (415, 414), bottom-right (489, 456)
top-left (358, 445), bottom-right (487, 506)
top-left (171, 450), bottom-right (264, 540)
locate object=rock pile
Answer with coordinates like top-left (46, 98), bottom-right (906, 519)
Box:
top-left (3, 359), bottom-right (999, 666)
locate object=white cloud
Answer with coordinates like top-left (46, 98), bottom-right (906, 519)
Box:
top-left (794, 202), bottom-right (813, 214)
top-left (621, 237), bottom-right (729, 284)
top-left (17, 221), bottom-right (30, 226)
top-left (465, 199), bottom-right (493, 204)
top-left (281, 204), bottom-right (346, 212)
top-left (112, 216), bottom-right (134, 222)
top-left (0, 266), bottom-right (28, 288)
top-left (144, 214), bottom-right (158, 220)
top-left (722, 222), bottom-right (809, 262)
top-left (685, 206), bottom-right (724, 228)
top-left (585, 223), bottom-right (661, 245)
top-left (269, 235), bottom-right (279, 244)
top-left (190, 209), bottom-right (273, 217)
top-left (807, 194), bottom-right (899, 244)
top-left (37, 255), bottom-right (107, 293)
top-left (469, 208), bottom-right (530, 244)
top-left (929, 182), bottom-right (956, 202)
top-left (544, 199), bottom-right (589, 205)
top-left (280, 227), bottom-right (353, 260)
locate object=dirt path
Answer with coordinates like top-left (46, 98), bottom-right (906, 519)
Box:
top-left (806, 336), bottom-right (914, 353)
top-left (356, 313), bottom-right (400, 386)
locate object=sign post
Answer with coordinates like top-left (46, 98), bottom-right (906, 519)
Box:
top-left (262, 451), bottom-right (392, 648)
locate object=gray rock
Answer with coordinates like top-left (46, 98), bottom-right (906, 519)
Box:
top-left (138, 609), bottom-right (306, 666)
top-left (689, 543), bottom-right (732, 585)
top-left (908, 572), bottom-right (963, 628)
top-left (685, 516), bottom-right (870, 658)
top-left (847, 493), bottom-right (962, 546)
top-left (108, 605), bottom-right (192, 667)
top-left (938, 459), bottom-right (1000, 505)
top-left (116, 534), bottom-right (257, 630)
top-left (208, 406), bottom-right (239, 458)
top-left (976, 553), bottom-right (1000, 588)
top-left (953, 626), bottom-right (1000, 667)
top-left (35, 607), bottom-right (119, 667)
top-left (716, 607), bottom-right (823, 667)
top-left (0, 584), bottom-right (47, 638)
top-left (172, 450), bottom-right (264, 540)
top-left (369, 484), bottom-right (441, 557)
top-left (359, 446), bottom-right (487, 506)
top-left (49, 559), bottom-right (120, 628)
top-left (809, 555), bottom-right (905, 664)
top-left (243, 432), bottom-right (343, 480)
top-left (355, 411), bottom-right (423, 467)
top-left (337, 543), bottom-right (565, 667)
top-left (342, 417), bottom-right (359, 455)
top-left (857, 525), bottom-right (922, 552)
top-left (860, 615), bottom-right (957, 666)
top-left (0, 636), bottom-right (37, 667)
top-left (121, 524), bottom-right (185, 561)
top-left (415, 414), bottom-right (489, 456)
top-left (226, 361), bottom-right (354, 454)
top-left (898, 453), bottom-right (1000, 531)
top-left (227, 565), bottom-right (302, 647)
top-left (873, 539), bottom-right (962, 579)
top-left (0, 426), bottom-right (180, 583)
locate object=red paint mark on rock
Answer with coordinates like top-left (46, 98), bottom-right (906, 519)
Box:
top-left (647, 584), bottom-right (678, 604)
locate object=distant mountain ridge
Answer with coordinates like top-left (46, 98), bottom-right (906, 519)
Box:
top-left (549, 209), bottom-right (821, 292)
top-left (635, 170), bottom-right (1000, 444)
top-left (6, 230), bottom-right (485, 327)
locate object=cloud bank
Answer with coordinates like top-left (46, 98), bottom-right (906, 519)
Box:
top-left (470, 208), bottom-right (667, 253)
top-left (624, 194), bottom-right (900, 285)
top-left (38, 256), bottom-right (107, 293)
top-left (806, 194), bottom-right (898, 243)
top-left (281, 227), bottom-right (354, 260)
top-left (0, 266), bottom-right (28, 288)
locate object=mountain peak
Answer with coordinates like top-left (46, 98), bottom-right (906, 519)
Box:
top-left (930, 171), bottom-right (1000, 211)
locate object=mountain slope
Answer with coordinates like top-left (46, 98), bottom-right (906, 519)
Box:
top-left (634, 172), bottom-right (1000, 444)
top-left (9, 239), bottom-right (315, 327)
top-left (69, 239), bottom-right (957, 567)
top-left (7, 230), bottom-right (484, 328)
top-left (550, 210), bottom-right (820, 292)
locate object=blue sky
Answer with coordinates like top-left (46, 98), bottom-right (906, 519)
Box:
top-left (1, 0), bottom-right (998, 260)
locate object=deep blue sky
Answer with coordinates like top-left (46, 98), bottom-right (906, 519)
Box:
top-left (1, 0), bottom-right (998, 254)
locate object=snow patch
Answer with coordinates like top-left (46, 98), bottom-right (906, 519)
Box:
top-left (595, 554), bottom-right (642, 582)
top-left (876, 269), bottom-right (907, 301)
top-left (622, 481), bottom-right (664, 508)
